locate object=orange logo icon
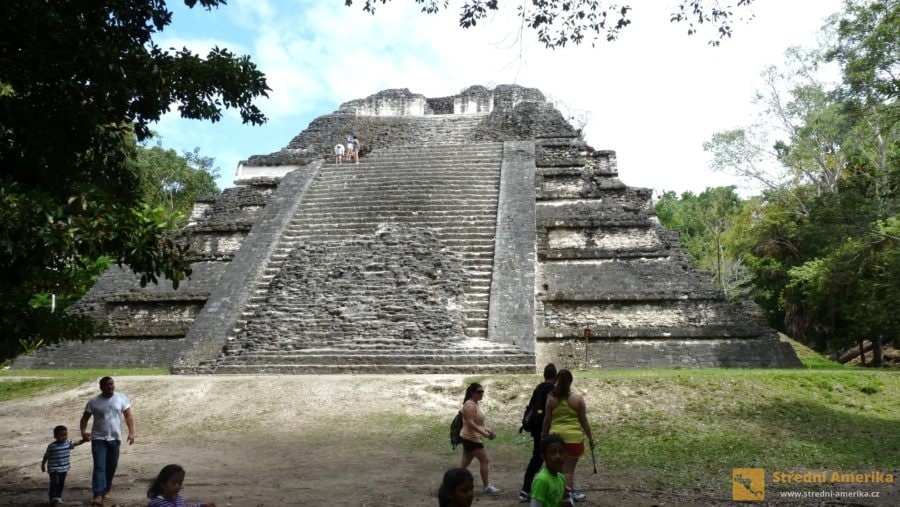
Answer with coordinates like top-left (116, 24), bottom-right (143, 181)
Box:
top-left (732, 468), bottom-right (765, 501)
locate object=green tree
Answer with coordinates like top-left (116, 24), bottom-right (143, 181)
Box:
top-left (826, 0), bottom-right (899, 110)
top-left (346, 0), bottom-right (756, 47)
top-left (703, 0), bottom-right (899, 360)
top-left (131, 141), bottom-right (221, 225)
top-left (0, 1), bottom-right (269, 359)
top-left (704, 48), bottom-right (852, 218)
top-left (826, 0), bottom-right (899, 214)
top-left (655, 186), bottom-right (746, 295)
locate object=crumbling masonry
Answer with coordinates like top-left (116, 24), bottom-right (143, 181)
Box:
top-left (14, 85), bottom-right (801, 372)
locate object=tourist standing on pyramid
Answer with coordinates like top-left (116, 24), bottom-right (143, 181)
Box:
top-left (80, 376), bottom-right (136, 506)
top-left (347, 132), bottom-right (359, 164)
top-left (334, 142), bottom-right (345, 164)
top-left (541, 369), bottom-right (594, 503)
top-left (459, 382), bottom-right (501, 496)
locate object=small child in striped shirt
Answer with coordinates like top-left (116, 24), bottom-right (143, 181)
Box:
top-left (41, 425), bottom-right (87, 505)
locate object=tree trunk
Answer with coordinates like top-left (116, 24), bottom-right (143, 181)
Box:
top-left (838, 340), bottom-right (872, 364)
top-left (858, 339), bottom-right (867, 366)
top-left (716, 234), bottom-right (723, 292)
top-left (871, 336), bottom-right (884, 367)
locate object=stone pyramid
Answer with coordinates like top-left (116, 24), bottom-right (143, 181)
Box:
top-left (13, 85), bottom-right (800, 372)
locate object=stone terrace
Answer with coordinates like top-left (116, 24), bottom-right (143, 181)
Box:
top-left (14, 84), bottom-right (800, 372)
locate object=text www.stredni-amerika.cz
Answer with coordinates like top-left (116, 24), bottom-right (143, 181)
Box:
top-left (778, 490), bottom-right (880, 499)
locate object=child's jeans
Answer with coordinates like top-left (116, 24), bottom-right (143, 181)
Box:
top-left (48, 471), bottom-right (67, 500)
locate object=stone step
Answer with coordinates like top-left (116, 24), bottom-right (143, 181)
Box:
top-left (314, 174), bottom-right (499, 185)
top-left (319, 166), bottom-right (499, 177)
top-left (315, 168), bottom-right (501, 178)
top-left (370, 143), bottom-right (500, 153)
top-left (286, 221), bottom-right (496, 233)
top-left (290, 230), bottom-right (495, 240)
top-left (323, 159), bottom-right (499, 167)
top-left (212, 363), bottom-right (535, 374)
top-left (233, 342), bottom-right (525, 355)
top-left (294, 206), bottom-right (499, 217)
top-left (287, 225), bottom-right (497, 235)
top-left (290, 218), bottom-right (498, 228)
top-left (306, 189), bottom-right (499, 199)
top-left (308, 190), bottom-right (498, 199)
top-left (319, 169), bottom-right (500, 179)
top-left (326, 153), bottom-right (501, 162)
top-left (282, 235), bottom-right (495, 246)
top-left (277, 245), bottom-right (495, 259)
top-left (285, 232), bottom-right (493, 242)
top-left (296, 202), bottom-right (498, 212)
top-left (465, 327), bottom-right (488, 338)
top-left (218, 352), bottom-right (533, 366)
top-left (289, 217), bottom-right (497, 228)
top-left (279, 238), bottom-right (495, 250)
top-left (285, 225), bottom-right (496, 236)
top-left (369, 145), bottom-right (501, 153)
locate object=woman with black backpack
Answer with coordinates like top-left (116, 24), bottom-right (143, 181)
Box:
top-left (459, 382), bottom-right (500, 496)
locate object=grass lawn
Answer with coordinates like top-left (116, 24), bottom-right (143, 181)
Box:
top-left (0, 367), bottom-right (168, 402)
top-left (1, 338), bottom-right (896, 501)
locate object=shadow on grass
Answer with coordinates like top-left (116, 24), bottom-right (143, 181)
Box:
top-left (734, 397), bottom-right (898, 469)
top-left (597, 390), bottom-right (897, 496)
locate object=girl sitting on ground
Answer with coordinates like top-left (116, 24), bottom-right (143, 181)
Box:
top-left (438, 467), bottom-right (474, 507)
top-left (147, 464), bottom-right (216, 507)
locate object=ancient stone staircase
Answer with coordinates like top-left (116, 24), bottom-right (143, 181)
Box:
top-left (16, 84), bottom-right (798, 372)
top-left (297, 143), bottom-right (500, 338)
top-left (212, 137), bottom-right (535, 373)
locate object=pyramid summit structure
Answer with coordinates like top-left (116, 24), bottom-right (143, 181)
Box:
top-left (15, 85), bottom-right (801, 372)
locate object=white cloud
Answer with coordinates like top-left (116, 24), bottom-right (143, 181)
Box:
top-left (155, 0), bottom-right (845, 192)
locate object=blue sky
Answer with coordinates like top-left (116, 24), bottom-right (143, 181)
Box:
top-left (152, 0), bottom-right (844, 195)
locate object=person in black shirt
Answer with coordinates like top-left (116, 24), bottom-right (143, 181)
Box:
top-left (518, 363), bottom-right (558, 502)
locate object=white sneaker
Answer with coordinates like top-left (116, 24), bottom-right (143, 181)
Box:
top-left (571, 490), bottom-right (586, 501)
top-left (483, 484), bottom-right (501, 495)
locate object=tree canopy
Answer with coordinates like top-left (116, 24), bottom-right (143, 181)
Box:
top-left (677, 0), bottom-right (899, 364)
top-left (0, 0), bottom-right (269, 359)
top-left (345, 0), bottom-right (756, 47)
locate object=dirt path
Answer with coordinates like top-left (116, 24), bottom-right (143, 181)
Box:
top-left (0, 375), bottom-right (892, 506)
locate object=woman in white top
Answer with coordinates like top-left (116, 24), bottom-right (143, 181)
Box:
top-left (459, 382), bottom-right (500, 495)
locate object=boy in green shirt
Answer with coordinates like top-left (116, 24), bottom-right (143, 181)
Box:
top-left (530, 435), bottom-right (572, 506)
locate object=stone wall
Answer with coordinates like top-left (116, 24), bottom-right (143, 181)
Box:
top-left (13, 177), bottom-right (282, 369)
top-left (487, 141), bottom-right (536, 350)
top-left (338, 88), bottom-right (427, 116)
top-left (175, 162), bottom-right (323, 370)
top-left (531, 137), bottom-right (800, 368)
top-left (539, 338), bottom-right (800, 369)
top-left (227, 225), bottom-right (467, 354)
top-left (454, 85), bottom-right (493, 114)
top-left (248, 84), bottom-right (572, 162)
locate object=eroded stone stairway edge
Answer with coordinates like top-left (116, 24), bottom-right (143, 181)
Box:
top-left (173, 162), bottom-right (323, 372)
